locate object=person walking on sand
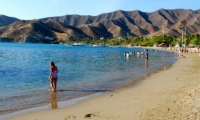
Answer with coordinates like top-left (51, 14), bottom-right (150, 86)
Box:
top-left (48, 62), bottom-right (58, 92)
top-left (145, 49), bottom-right (149, 60)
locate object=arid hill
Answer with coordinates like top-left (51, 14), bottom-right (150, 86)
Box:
top-left (0, 20), bottom-right (56, 42)
top-left (0, 15), bottom-right (19, 27)
top-left (1, 8), bottom-right (200, 42)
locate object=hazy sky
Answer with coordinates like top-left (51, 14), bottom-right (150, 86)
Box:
top-left (0, 0), bottom-right (199, 20)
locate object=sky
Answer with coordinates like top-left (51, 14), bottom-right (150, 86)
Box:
top-left (0, 0), bottom-right (200, 20)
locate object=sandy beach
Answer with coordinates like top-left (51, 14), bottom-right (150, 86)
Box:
top-left (5, 49), bottom-right (200, 120)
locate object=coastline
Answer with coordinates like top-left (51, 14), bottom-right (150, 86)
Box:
top-left (0, 44), bottom-right (176, 116)
top-left (4, 48), bottom-right (200, 120)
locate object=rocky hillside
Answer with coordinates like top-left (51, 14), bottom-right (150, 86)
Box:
top-left (0, 15), bottom-right (19, 27)
top-left (1, 8), bottom-right (200, 43)
top-left (0, 20), bottom-right (55, 42)
top-left (41, 9), bottom-right (200, 36)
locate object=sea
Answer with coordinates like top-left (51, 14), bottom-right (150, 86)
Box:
top-left (0, 43), bottom-right (178, 115)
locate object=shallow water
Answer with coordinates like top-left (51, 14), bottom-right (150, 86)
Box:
top-left (0, 43), bottom-right (178, 115)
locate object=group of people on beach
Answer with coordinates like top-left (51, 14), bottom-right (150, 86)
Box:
top-left (124, 49), bottom-right (149, 60)
top-left (124, 49), bottom-right (149, 68)
top-left (175, 46), bottom-right (200, 55)
top-left (173, 46), bottom-right (200, 58)
top-left (192, 46), bottom-right (200, 55)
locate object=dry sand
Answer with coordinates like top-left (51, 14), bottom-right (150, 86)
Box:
top-left (6, 50), bottom-right (200, 120)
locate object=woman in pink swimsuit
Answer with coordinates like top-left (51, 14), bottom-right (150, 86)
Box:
top-left (48, 62), bottom-right (58, 92)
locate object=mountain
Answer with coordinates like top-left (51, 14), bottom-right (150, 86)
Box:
top-left (41, 9), bottom-right (200, 37)
top-left (44, 19), bottom-right (89, 40)
top-left (0, 15), bottom-right (19, 27)
top-left (1, 9), bottom-right (200, 43)
top-left (0, 20), bottom-right (54, 42)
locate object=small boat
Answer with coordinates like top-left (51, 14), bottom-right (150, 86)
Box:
top-left (93, 44), bottom-right (98, 47)
top-left (72, 43), bottom-right (85, 46)
top-left (65, 44), bottom-right (72, 46)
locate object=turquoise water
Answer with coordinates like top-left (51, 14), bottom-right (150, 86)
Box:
top-left (0, 43), bottom-right (178, 115)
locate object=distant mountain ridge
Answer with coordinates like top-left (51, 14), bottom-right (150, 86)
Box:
top-left (0, 15), bottom-right (19, 27)
top-left (1, 8), bottom-right (200, 42)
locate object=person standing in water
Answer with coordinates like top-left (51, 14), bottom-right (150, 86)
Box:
top-left (145, 49), bottom-right (149, 60)
top-left (145, 49), bottom-right (149, 67)
top-left (48, 62), bottom-right (58, 92)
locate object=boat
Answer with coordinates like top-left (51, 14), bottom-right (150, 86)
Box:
top-left (65, 44), bottom-right (72, 46)
top-left (93, 44), bottom-right (106, 47)
top-left (72, 43), bottom-right (85, 46)
top-left (93, 44), bottom-right (98, 47)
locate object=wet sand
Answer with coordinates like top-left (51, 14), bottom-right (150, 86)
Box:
top-left (5, 49), bottom-right (200, 120)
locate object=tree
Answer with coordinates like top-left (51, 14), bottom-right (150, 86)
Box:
top-left (189, 38), bottom-right (200, 46)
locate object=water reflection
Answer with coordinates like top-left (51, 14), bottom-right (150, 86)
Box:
top-left (49, 91), bottom-right (58, 109)
top-left (145, 59), bottom-right (149, 68)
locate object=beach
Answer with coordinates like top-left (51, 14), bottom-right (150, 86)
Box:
top-left (5, 49), bottom-right (200, 120)
top-left (0, 43), bottom-right (178, 116)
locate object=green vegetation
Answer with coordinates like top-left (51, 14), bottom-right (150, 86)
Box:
top-left (55, 34), bottom-right (200, 47)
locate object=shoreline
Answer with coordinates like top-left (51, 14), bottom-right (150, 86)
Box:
top-left (0, 46), bottom-right (176, 116)
top-left (0, 93), bottom-right (102, 120)
top-left (0, 48), bottom-right (181, 119)
top-left (0, 61), bottom-right (174, 119)
top-left (0, 51), bottom-right (175, 119)
top-left (3, 48), bottom-right (200, 120)
top-left (6, 52), bottom-right (200, 120)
